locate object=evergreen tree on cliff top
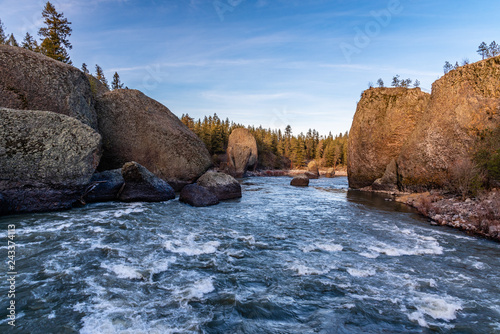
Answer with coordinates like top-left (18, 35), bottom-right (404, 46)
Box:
top-left (0, 19), bottom-right (7, 44)
top-left (111, 72), bottom-right (124, 90)
top-left (95, 64), bottom-right (109, 89)
top-left (22, 32), bottom-right (39, 51)
top-left (38, 2), bottom-right (72, 64)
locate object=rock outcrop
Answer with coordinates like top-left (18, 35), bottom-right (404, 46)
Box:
top-left (179, 184), bottom-right (219, 207)
top-left (397, 56), bottom-right (500, 191)
top-left (83, 169), bottom-right (124, 203)
top-left (95, 89), bottom-right (212, 190)
top-left (0, 108), bottom-right (101, 214)
top-left (197, 171), bottom-right (242, 200)
top-left (117, 162), bottom-right (175, 202)
top-left (291, 175), bottom-right (309, 187)
top-left (0, 45), bottom-right (98, 129)
top-left (226, 128), bottom-right (258, 177)
top-left (347, 87), bottom-right (430, 189)
top-left (307, 161), bottom-right (320, 179)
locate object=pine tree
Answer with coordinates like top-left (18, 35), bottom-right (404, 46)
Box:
top-left (477, 42), bottom-right (488, 60)
top-left (38, 1), bottom-right (72, 64)
top-left (6, 34), bottom-right (18, 47)
top-left (81, 63), bottom-right (89, 74)
top-left (0, 19), bottom-right (7, 44)
top-left (413, 79), bottom-right (420, 88)
top-left (111, 72), bottom-right (124, 90)
top-left (377, 78), bottom-right (384, 88)
top-left (443, 61), bottom-right (453, 74)
top-left (95, 64), bottom-right (109, 89)
top-left (489, 41), bottom-right (500, 57)
top-left (22, 32), bottom-right (38, 51)
top-left (391, 75), bottom-right (400, 87)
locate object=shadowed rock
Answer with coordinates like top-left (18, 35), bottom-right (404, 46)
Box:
top-left (291, 175), bottom-right (309, 187)
top-left (118, 162), bottom-right (175, 202)
top-left (0, 108), bottom-right (101, 214)
top-left (95, 89), bottom-right (212, 190)
top-left (179, 184), bottom-right (219, 207)
top-left (0, 45), bottom-right (98, 129)
top-left (197, 171), bottom-right (242, 200)
top-left (372, 159), bottom-right (398, 191)
top-left (83, 169), bottom-right (124, 203)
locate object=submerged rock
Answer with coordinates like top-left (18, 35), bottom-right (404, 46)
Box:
top-left (197, 171), bottom-right (242, 200)
top-left (347, 87), bottom-right (430, 189)
top-left (179, 184), bottom-right (219, 207)
top-left (0, 45), bottom-right (98, 129)
top-left (226, 128), bottom-right (258, 177)
top-left (83, 169), bottom-right (124, 203)
top-left (118, 162), bottom-right (175, 202)
top-left (0, 108), bottom-right (101, 214)
top-left (95, 89), bottom-right (212, 191)
top-left (291, 175), bottom-right (309, 187)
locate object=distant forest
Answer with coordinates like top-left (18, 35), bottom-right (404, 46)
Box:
top-left (181, 114), bottom-right (348, 170)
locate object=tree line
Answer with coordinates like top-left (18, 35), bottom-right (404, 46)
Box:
top-left (369, 76), bottom-right (420, 89)
top-left (180, 113), bottom-right (348, 170)
top-left (0, 2), bottom-right (125, 90)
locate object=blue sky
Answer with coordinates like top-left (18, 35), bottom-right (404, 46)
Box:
top-left (1, 0), bottom-right (500, 136)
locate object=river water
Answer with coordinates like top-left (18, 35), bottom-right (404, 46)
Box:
top-left (1, 176), bottom-right (499, 333)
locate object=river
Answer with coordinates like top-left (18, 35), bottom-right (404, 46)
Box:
top-left (1, 176), bottom-right (499, 333)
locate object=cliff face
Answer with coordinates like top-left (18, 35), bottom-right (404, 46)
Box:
top-left (347, 87), bottom-right (430, 189)
top-left (397, 56), bottom-right (500, 191)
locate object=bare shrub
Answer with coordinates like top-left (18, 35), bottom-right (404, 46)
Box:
top-left (448, 159), bottom-right (485, 199)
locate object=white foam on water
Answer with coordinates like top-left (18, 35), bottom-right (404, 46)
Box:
top-left (113, 203), bottom-right (146, 218)
top-left (79, 316), bottom-right (185, 334)
top-left (164, 239), bottom-right (220, 256)
top-left (301, 243), bottom-right (343, 253)
top-left (368, 240), bottom-right (443, 257)
top-left (347, 268), bottom-right (376, 278)
top-left (406, 294), bottom-right (463, 328)
top-left (359, 251), bottom-right (379, 259)
top-left (289, 263), bottom-right (331, 276)
top-left (102, 263), bottom-right (143, 280)
top-left (186, 277), bottom-right (215, 300)
top-left (149, 257), bottom-right (176, 274)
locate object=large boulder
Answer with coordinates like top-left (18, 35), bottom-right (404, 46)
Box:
top-left (325, 168), bottom-right (336, 178)
top-left (179, 184), bottom-right (219, 207)
top-left (197, 171), bottom-right (242, 200)
top-left (95, 89), bottom-right (212, 190)
top-left (226, 128), bottom-right (258, 177)
top-left (307, 161), bottom-right (320, 179)
top-left (397, 56), bottom-right (500, 191)
top-left (291, 174), bottom-right (309, 187)
top-left (117, 162), bottom-right (175, 202)
top-left (347, 87), bottom-right (430, 189)
top-left (0, 108), bottom-right (101, 214)
top-left (0, 45), bottom-right (98, 129)
top-left (83, 169), bottom-right (124, 203)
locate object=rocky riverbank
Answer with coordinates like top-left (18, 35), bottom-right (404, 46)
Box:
top-left (396, 190), bottom-right (500, 242)
top-left (359, 185), bottom-right (500, 242)
top-left (248, 168), bottom-right (347, 177)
